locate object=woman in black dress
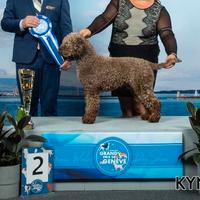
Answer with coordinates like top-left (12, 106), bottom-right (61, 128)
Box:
top-left (80, 0), bottom-right (178, 117)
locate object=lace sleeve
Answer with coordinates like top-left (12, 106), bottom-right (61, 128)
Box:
top-left (157, 7), bottom-right (177, 55)
top-left (87, 0), bottom-right (118, 35)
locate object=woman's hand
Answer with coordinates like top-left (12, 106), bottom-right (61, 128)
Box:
top-left (79, 28), bottom-right (91, 38)
top-left (163, 53), bottom-right (177, 69)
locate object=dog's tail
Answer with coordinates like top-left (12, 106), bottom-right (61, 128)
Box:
top-left (151, 62), bottom-right (168, 70)
top-left (151, 57), bottom-right (182, 70)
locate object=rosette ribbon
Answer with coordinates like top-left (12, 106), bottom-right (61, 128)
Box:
top-left (29, 15), bottom-right (64, 66)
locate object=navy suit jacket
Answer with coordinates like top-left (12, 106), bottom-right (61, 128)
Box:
top-left (1, 0), bottom-right (72, 64)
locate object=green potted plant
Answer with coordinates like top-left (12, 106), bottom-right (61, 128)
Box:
top-left (0, 111), bottom-right (46, 199)
top-left (178, 102), bottom-right (200, 164)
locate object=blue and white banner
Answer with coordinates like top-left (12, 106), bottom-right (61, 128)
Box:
top-left (29, 15), bottom-right (64, 66)
top-left (42, 131), bottom-right (183, 180)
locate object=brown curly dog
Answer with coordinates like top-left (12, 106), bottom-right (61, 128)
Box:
top-left (60, 33), bottom-right (172, 124)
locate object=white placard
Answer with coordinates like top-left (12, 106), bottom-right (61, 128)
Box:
top-left (26, 152), bottom-right (49, 184)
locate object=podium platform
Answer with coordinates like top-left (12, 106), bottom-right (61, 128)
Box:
top-left (29, 116), bottom-right (197, 191)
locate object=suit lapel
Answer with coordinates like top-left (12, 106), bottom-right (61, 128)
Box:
top-left (27, 0), bottom-right (36, 15)
top-left (27, 0), bottom-right (47, 15)
top-left (41, 0), bottom-right (48, 14)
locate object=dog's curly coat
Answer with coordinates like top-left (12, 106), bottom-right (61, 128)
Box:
top-left (60, 33), bottom-right (167, 124)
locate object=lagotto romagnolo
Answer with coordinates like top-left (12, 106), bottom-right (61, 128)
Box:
top-left (60, 33), bottom-right (177, 124)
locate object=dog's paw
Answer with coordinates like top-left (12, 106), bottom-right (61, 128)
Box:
top-left (148, 113), bottom-right (160, 123)
top-left (141, 113), bottom-right (149, 121)
top-left (82, 115), bottom-right (96, 124)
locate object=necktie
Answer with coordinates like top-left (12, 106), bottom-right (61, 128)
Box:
top-left (33, 0), bottom-right (42, 49)
top-left (33, 0), bottom-right (42, 13)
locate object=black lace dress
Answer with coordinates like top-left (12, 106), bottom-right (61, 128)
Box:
top-left (87, 0), bottom-right (177, 96)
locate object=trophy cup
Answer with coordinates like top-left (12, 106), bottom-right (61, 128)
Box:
top-left (17, 68), bottom-right (35, 129)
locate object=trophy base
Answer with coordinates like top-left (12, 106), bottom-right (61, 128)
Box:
top-left (24, 120), bottom-right (34, 130)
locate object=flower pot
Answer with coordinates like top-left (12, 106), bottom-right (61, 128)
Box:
top-left (0, 164), bottom-right (20, 199)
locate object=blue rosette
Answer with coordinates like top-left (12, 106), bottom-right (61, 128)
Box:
top-left (29, 15), bottom-right (64, 66)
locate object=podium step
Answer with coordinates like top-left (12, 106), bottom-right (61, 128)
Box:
top-left (29, 117), bottom-right (197, 191)
top-left (42, 131), bottom-right (183, 180)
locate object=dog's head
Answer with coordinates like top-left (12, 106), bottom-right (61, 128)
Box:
top-left (59, 33), bottom-right (94, 60)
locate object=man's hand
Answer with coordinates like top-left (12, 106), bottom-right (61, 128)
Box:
top-left (22, 16), bottom-right (39, 29)
top-left (60, 60), bottom-right (71, 71)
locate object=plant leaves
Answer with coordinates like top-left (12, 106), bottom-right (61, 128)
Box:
top-left (4, 139), bottom-right (17, 153)
top-left (0, 154), bottom-right (19, 166)
top-left (18, 129), bottom-right (25, 138)
top-left (189, 116), bottom-right (199, 126)
top-left (193, 125), bottom-right (200, 136)
top-left (0, 112), bottom-right (12, 139)
top-left (187, 102), bottom-right (197, 119)
top-left (0, 127), bottom-right (13, 140)
top-left (25, 135), bottom-right (47, 143)
top-left (190, 125), bottom-right (200, 141)
top-left (18, 115), bottom-right (31, 130)
top-left (188, 119), bottom-right (200, 140)
top-left (194, 142), bottom-right (200, 151)
top-left (178, 148), bottom-right (198, 160)
top-left (0, 123), bottom-right (4, 134)
top-left (6, 113), bottom-right (17, 129)
top-left (196, 109), bottom-right (200, 122)
top-left (193, 153), bottom-right (200, 164)
top-left (16, 106), bottom-right (26, 123)
top-left (0, 111), bottom-right (7, 124)
top-left (0, 140), bottom-right (6, 153)
top-left (7, 134), bottom-right (22, 144)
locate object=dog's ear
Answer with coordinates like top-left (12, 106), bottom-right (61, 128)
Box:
top-left (59, 36), bottom-right (69, 54)
top-left (59, 43), bottom-right (65, 54)
top-left (73, 36), bottom-right (87, 57)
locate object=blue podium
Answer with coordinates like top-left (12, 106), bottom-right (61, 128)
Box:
top-left (42, 131), bottom-right (183, 180)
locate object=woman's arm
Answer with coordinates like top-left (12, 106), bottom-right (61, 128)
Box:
top-left (157, 7), bottom-right (177, 55)
top-left (87, 0), bottom-right (119, 36)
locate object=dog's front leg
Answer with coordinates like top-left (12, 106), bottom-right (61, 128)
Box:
top-left (82, 90), bottom-right (100, 124)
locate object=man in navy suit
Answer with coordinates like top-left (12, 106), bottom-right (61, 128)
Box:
top-left (1, 0), bottom-right (72, 116)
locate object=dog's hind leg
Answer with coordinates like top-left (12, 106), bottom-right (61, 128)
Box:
top-left (129, 75), bottom-right (160, 122)
top-left (82, 90), bottom-right (100, 124)
top-left (128, 84), bottom-right (150, 121)
top-left (140, 91), bottom-right (161, 123)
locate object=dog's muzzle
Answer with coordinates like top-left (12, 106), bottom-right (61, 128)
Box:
top-left (63, 55), bottom-right (77, 61)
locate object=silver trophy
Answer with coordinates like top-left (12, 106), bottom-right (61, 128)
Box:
top-left (18, 68), bottom-right (35, 129)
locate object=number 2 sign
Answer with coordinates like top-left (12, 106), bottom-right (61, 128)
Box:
top-left (21, 147), bottom-right (53, 196)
